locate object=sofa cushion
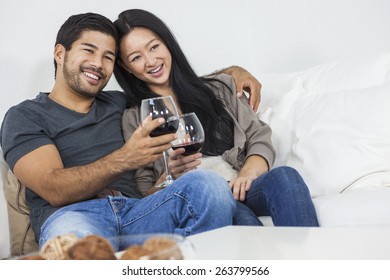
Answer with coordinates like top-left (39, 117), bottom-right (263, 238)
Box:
top-left (0, 149), bottom-right (11, 259)
top-left (258, 52), bottom-right (390, 167)
top-left (259, 79), bottom-right (304, 167)
top-left (297, 52), bottom-right (390, 93)
top-left (258, 52), bottom-right (390, 113)
top-left (3, 169), bottom-right (38, 256)
top-left (313, 189), bottom-right (390, 227)
top-left (258, 52), bottom-right (390, 197)
top-left (287, 82), bottom-right (390, 197)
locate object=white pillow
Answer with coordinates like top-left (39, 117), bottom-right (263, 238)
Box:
top-left (260, 79), bottom-right (305, 167)
top-left (257, 52), bottom-right (390, 111)
top-left (198, 156), bottom-right (238, 182)
top-left (286, 81), bottom-right (390, 197)
top-left (256, 72), bottom-right (299, 114)
top-left (257, 52), bottom-right (390, 168)
top-left (297, 52), bottom-right (390, 93)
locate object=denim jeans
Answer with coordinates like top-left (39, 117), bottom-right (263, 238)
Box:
top-left (233, 166), bottom-right (319, 226)
top-left (39, 170), bottom-right (235, 251)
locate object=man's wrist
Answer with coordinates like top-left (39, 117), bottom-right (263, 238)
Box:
top-left (207, 65), bottom-right (238, 77)
top-left (220, 65), bottom-right (240, 75)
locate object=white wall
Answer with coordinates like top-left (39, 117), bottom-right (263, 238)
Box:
top-left (0, 0), bottom-right (389, 259)
top-left (1, 0), bottom-right (390, 121)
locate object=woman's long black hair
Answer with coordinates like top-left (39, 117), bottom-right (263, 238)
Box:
top-left (114, 9), bottom-right (234, 155)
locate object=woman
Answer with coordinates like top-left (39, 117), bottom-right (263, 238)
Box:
top-left (114, 9), bottom-right (319, 226)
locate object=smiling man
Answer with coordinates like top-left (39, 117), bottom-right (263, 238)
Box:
top-left (0, 13), bottom-right (238, 252)
top-left (50, 30), bottom-right (115, 111)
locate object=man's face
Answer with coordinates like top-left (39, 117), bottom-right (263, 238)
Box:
top-left (59, 31), bottom-right (116, 99)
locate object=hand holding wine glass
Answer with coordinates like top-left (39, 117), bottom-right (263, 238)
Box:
top-left (140, 96), bottom-right (179, 188)
top-left (166, 113), bottom-right (204, 179)
top-left (171, 112), bottom-right (205, 156)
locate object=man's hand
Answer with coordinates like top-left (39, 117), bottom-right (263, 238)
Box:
top-left (123, 117), bottom-right (177, 169)
top-left (221, 66), bottom-right (262, 112)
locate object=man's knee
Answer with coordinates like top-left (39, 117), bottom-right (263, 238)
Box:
top-left (175, 170), bottom-right (235, 208)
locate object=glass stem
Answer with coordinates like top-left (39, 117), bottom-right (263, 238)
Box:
top-left (163, 151), bottom-right (174, 185)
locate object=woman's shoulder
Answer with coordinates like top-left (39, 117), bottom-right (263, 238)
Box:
top-left (123, 106), bottom-right (140, 115)
top-left (122, 106), bottom-right (141, 126)
top-left (122, 106), bottom-right (141, 140)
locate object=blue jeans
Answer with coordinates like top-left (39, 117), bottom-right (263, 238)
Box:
top-left (233, 166), bottom-right (319, 226)
top-left (39, 170), bottom-right (235, 251)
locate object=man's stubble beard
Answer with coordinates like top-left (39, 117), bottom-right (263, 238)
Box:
top-left (62, 53), bottom-right (109, 99)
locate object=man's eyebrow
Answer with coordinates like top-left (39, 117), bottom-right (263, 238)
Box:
top-left (81, 42), bottom-right (116, 57)
top-left (81, 42), bottom-right (98, 49)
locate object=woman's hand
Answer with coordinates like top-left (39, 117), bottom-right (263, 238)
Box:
top-left (229, 155), bottom-right (269, 201)
top-left (229, 174), bottom-right (257, 201)
top-left (146, 149), bottom-right (202, 196)
top-left (167, 148), bottom-right (202, 179)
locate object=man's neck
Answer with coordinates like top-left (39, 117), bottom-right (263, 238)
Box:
top-left (49, 85), bottom-right (95, 114)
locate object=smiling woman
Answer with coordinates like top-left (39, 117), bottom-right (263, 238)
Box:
top-left (118, 27), bottom-right (173, 96)
top-left (114, 9), bottom-right (319, 228)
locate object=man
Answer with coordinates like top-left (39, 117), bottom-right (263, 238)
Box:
top-left (0, 12), bottom-right (260, 251)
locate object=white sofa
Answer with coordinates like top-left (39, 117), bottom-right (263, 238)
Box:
top-left (2, 52), bottom-right (390, 259)
top-left (257, 52), bottom-right (390, 227)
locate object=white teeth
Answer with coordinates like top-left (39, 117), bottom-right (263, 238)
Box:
top-left (83, 72), bottom-right (99, 80)
top-left (150, 65), bottom-right (162, 74)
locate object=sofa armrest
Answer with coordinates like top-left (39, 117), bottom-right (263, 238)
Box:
top-left (2, 166), bottom-right (38, 257)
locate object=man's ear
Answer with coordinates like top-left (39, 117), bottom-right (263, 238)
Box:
top-left (54, 44), bottom-right (65, 65)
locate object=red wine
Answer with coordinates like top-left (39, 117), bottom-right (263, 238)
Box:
top-left (150, 118), bottom-right (179, 137)
top-left (172, 141), bottom-right (204, 156)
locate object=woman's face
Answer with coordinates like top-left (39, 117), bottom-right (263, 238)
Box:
top-left (119, 27), bottom-right (172, 92)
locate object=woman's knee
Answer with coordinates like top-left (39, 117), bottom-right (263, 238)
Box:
top-left (269, 166), bottom-right (306, 185)
top-left (176, 170), bottom-right (235, 208)
top-left (269, 166), bottom-right (300, 178)
top-left (269, 166), bottom-right (312, 197)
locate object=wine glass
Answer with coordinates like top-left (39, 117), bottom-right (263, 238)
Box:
top-left (171, 112), bottom-right (205, 156)
top-left (140, 96), bottom-right (179, 188)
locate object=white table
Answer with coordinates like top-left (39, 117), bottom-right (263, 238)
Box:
top-left (187, 225), bottom-right (390, 259)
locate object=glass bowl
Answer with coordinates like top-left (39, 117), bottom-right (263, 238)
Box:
top-left (111, 233), bottom-right (195, 260)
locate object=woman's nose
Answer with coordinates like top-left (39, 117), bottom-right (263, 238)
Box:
top-left (145, 53), bottom-right (157, 66)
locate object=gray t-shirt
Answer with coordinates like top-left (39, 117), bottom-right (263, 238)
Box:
top-left (0, 91), bottom-right (141, 238)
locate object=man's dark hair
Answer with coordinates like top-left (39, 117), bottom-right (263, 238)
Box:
top-left (54, 12), bottom-right (119, 77)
